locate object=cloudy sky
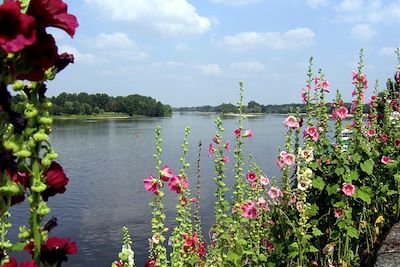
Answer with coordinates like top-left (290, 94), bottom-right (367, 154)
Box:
top-left (49, 0), bottom-right (399, 107)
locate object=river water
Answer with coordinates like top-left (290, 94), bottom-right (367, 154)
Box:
top-left (10, 112), bottom-right (288, 266)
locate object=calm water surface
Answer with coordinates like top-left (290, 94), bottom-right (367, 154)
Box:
top-left (10, 113), bottom-right (287, 266)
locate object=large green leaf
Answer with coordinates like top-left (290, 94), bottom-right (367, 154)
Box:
top-left (360, 159), bottom-right (374, 175)
top-left (312, 176), bottom-right (326, 190)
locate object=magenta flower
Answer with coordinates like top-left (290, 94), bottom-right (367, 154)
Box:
top-left (243, 129), bottom-right (254, 138)
top-left (2, 257), bottom-right (37, 267)
top-left (300, 88), bottom-right (307, 103)
top-left (240, 200), bottom-right (258, 219)
top-left (224, 140), bottom-right (231, 151)
top-left (208, 143), bottom-right (216, 157)
top-left (332, 106), bottom-right (348, 120)
top-left (334, 208), bottom-right (344, 218)
top-left (268, 186), bottom-right (283, 200)
top-left (145, 258), bottom-right (156, 267)
top-left (246, 171), bottom-right (257, 183)
top-left (396, 139), bottom-right (400, 147)
top-left (380, 133), bottom-right (388, 142)
top-left (160, 165), bottom-right (173, 182)
top-left (284, 116), bottom-right (299, 129)
top-left (381, 156), bottom-right (391, 165)
top-left (144, 175), bottom-right (159, 194)
top-left (342, 183), bottom-right (355, 197)
top-left (0, 1), bottom-right (37, 53)
top-left (321, 80), bottom-right (330, 92)
top-left (234, 128), bottom-right (241, 137)
top-left (367, 128), bottom-right (376, 137)
top-left (261, 239), bottom-right (275, 251)
top-left (222, 156), bottom-right (229, 163)
top-left (168, 175), bottom-right (188, 194)
top-left (304, 127), bottom-right (319, 141)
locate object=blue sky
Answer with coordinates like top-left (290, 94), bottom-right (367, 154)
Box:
top-left (48, 0), bottom-right (399, 107)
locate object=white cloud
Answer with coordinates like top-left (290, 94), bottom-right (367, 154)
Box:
top-left (230, 61), bottom-right (266, 72)
top-left (210, 0), bottom-right (260, 6)
top-left (336, 0), bottom-right (363, 12)
top-left (195, 64), bottom-right (221, 76)
top-left (58, 45), bottom-right (97, 64)
top-left (223, 28), bottom-right (315, 51)
top-left (350, 24), bottom-right (376, 41)
top-left (85, 0), bottom-right (211, 35)
top-left (379, 47), bottom-right (398, 56)
top-left (94, 33), bottom-right (136, 49)
top-left (305, 0), bottom-right (328, 9)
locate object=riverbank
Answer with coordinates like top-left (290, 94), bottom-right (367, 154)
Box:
top-left (51, 112), bottom-right (143, 120)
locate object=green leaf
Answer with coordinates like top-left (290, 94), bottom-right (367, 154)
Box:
top-left (335, 167), bottom-right (345, 176)
top-left (352, 153), bottom-right (361, 163)
top-left (308, 245), bottom-right (319, 253)
top-left (258, 254), bottom-right (268, 262)
top-left (11, 242), bottom-right (27, 251)
top-left (360, 159), bottom-right (374, 175)
top-left (346, 226), bottom-right (359, 239)
top-left (395, 173), bottom-right (400, 184)
top-left (355, 190), bottom-right (371, 204)
top-left (312, 176), bottom-right (326, 190)
top-left (227, 251), bottom-right (241, 263)
top-left (327, 184), bottom-right (340, 195)
top-left (308, 204), bottom-right (319, 216)
top-left (312, 227), bottom-right (323, 237)
top-left (345, 170), bottom-right (359, 182)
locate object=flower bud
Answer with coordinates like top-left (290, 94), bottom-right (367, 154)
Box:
top-left (3, 140), bottom-right (20, 153)
top-left (37, 202), bottom-right (51, 216)
top-left (31, 181), bottom-right (47, 193)
top-left (12, 81), bottom-right (24, 91)
top-left (33, 130), bottom-right (49, 142)
top-left (39, 117), bottom-right (53, 125)
top-left (18, 226), bottom-right (30, 239)
top-left (0, 182), bottom-right (21, 195)
top-left (24, 104), bottom-right (38, 118)
top-left (16, 149), bottom-right (32, 158)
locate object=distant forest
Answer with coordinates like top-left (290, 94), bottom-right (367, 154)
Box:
top-left (45, 92), bottom-right (172, 117)
top-left (174, 101), bottom-right (371, 114)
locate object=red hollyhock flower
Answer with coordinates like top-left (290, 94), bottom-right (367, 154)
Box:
top-left (42, 161), bottom-right (69, 201)
top-left (15, 32), bottom-right (58, 81)
top-left (54, 52), bottom-right (74, 73)
top-left (145, 258), bottom-right (156, 267)
top-left (2, 257), bottom-right (37, 267)
top-left (24, 237), bottom-right (77, 265)
top-left (27, 0), bottom-right (78, 37)
top-left (0, 1), bottom-right (37, 53)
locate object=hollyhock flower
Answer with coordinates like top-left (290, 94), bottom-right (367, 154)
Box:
top-left (395, 139), bottom-right (400, 147)
top-left (222, 156), bottom-right (229, 163)
top-left (42, 161), bottom-right (69, 200)
top-left (314, 76), bottom-right (321, 86)
top-left (260, 176), bottom-right (269, 186)
top-left (334, 208), bottom-right (344, 218)
top-left (145, 258), bottom-right (156, 267)
top-left (243, 129), bottom-right (253, 138)
top-left (342, 183), bottom-right (355, 196)
top-left (54, 52), bottom-right (74, 73)
top-left (246, 171), bottom-right (257, 183)
top-left (298, 147), bottom-right (314, 163)
top-left (160, 166), bottom-right (173, 182)
top-left (281, 152), bottom-right (295, 166)
top-left (2, 257), bottom-right (37, 267)
top-left (290, 193), bottom-right (297, 203)
top-left (369, 95), bottom-right (376, 105)
top-left (297, 180), bottom-right (310, 191)
top-left (234, 128), bottom-right (241, 137)
top-left (296, 202), bottom-right (302, 211)
top-left (304, 127), bottom-right (319, 141)
top-left (367, 128), bottom-right (376, 137)
top-left (321, 80), bottom-right (330, 92)
top-left (25, 237), bottom-right (77, 265)
top-left (0, 1), bottom-right (37, 53)
top-left (301, 88), bottom-right (307, 103)
top-left (190, 197), bottom-right (198, 203)
top-left (332, 106), bottom-right (348, 120)
top-left (284, 116), bottom-right (299, 129)
top-left (168, 175), bottom-right (188, 194)
top-left (224, 140), bottom-right (231, 151)
top-left (240, 200), bottom-right (258, 219)
top-left (352, 71), bottom-right (368, 88)
top-left (261, 239), bottom-right (275, 251)
top-left (381, 156), bottom-right (392, 165)
top-left (381, 133), bottom-right (388, 142)
top-left (27, 0), bottom-right (79, 37)
top-left (350, 100), bottom-right (358, 113)
top-left (143, 175), bottom-right (158, 194)
top-left (276, 158), bottom-right (285, 169)
top-left (16, 32), bottom-right (58, 81)
top-left (198, 242), bottom-right (207, 256)
top-left (268, 187), bottom-right (282, 200)
top-left (208, 144), bottom-right (216, 157)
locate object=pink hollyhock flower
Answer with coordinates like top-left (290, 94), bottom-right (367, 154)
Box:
top-left (301, 88), bottom-right (307, 103)
top-left (367, 128), bottom-right (376, 137)
top-left (332, 106), bottom-right (348, 120)
top-left (0, 1), bottom-right (37, 53)
top-left (168, 175), bottom-right (188, 194)
top-left (234, 128), bottom-right (241, 137)
top-left (27, 0), bottom-right (79, 37)
top-left (260, 176), bottom-right (269, 186)
top-left (334, 208), bottom-right (344, 218)
top-left (369, 95), bottom-right (376, 105)
top-left (261, 239), bottom-right (275, 251)
top-left (342, 183), bottom-right (355, 196)
top-left (381, 156), bottom-right (391, 165)
top-left (240, 200), bottom-right (258, 219)
top-left (321, 80), bottom-right (330, 92)
top-left (198, 241), bottom-right (207, 256)
top-left (350, 100), bottom-right (358, 113)
top-left (243, 129), bottom-right (254, 138)
top-left (208, 143), bottom-right (216, 157)
top-left (304, 127), bottom-right (319, 141)
top-left (145, 258), bottom-right (156, 267)
top-left (144, 175), bottom-right (159, 194)
top-left (190, 197), bottom-right (198, 203)
top-left (222, 156), bottom-right (229, 163)
top-left (246, 171), bottom-right (257, 183)
top-left (284, 116), bottom-right (299, 129)
top-left (314, 76), bottom-right (321, 86)
top-left (296, 202), bottom-right (302, 211)
top-left (42, 161), bottom-right (69, 201)
top-left (268, 186), bottom-right (283, 200)
top-left (160, 165), bottom-right (173, 182)
top-left (212, 136), bottom-right (220, 144)
top-left (282, 152), bottom-right (295, 166)
top-left (395, 139), bottom-right (400, 147)
top-left (290, 192), bottom-right (297, 203)
top-left (276, 158), bottom-right (285, 169)
top-left (381, 133), bottom-right (388, 142)
top-left (224, 140), bottom-right (231, 151)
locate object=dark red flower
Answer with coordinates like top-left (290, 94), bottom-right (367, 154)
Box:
top-left (42, 161), bottom-right (69, 201)
top-left (25, 237), bottom-right (77, 265)
top-left (27, 0), bottom-right (78, 37)
top-left (0, 1), bottom-right (37, 53)
top-left (54, 52), bottom-right (74, 73)
top-left (145, 258), bottom-right (156, 267)
top-left (1, 257), bottom-right (36, 267)
top-left (1, 256), bottom-right (17, 267)
top-left (15, 32), bottom-right (58, 81)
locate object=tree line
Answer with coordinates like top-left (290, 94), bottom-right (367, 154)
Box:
top-left (45, 92), bottom-right (172, 117)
